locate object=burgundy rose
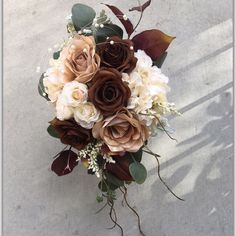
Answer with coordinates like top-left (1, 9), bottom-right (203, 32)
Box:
top-left (88, 68), bottom-right (131, 117)
top-left (49, 118), bottom-right (92, 150)
top-left (97, 36), bottom-right (137, 73)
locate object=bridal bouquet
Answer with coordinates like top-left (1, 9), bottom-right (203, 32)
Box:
top-left (38, 1), bottom-right (183, 235)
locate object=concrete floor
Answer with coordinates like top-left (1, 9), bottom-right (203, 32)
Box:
top-left (3, 0), bottom-right (233, 236)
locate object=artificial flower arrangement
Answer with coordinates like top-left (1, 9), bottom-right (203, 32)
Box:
top-left (38, 1), bottom-right (183, 235)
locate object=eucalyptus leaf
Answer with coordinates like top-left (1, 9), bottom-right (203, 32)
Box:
top-left (129, 162), bottom-right (147, 184)
top-left (38, 73), bottom-right (50, 101)
top-left (53, 51), bottom-right (61, 60)
top-left (153, 52), bottom-right (168, 68)
top-left (47, 125), bottom-right (60, 138)
top-left (71, 4), bottom-right (96, 31)
top-left (95, 24), bottom-right (123, 43)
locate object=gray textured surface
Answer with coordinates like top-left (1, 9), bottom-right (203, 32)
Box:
top-left (3, 0), bottom-right (233, 236)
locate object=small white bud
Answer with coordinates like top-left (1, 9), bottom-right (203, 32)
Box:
top-left (110, 40), bottom-right (114, 45)
top-left (100, 24), bottom-right (104, 28)
top-left (83, 48), bottom-right (87, 53)
top-left (65, 14), bottom-right (72, 20)
top-left (36, 66), bottom-right (41, 73)
top-left (123, 14), bottom-right (128, 20)
top-left (95, 23), bottom-right (99, 28)
top-left (43, 93), bottom-right (46, 96)
top-left (130, 46), bottom-right (134, 50)
top-left (93, 18), bottom-right (97, 24)
top-left (78, 30), bottom-right (82, 35)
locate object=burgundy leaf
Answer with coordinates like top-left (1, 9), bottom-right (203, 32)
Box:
top-left (132, 29), bottom-right (175, 60)
top-left (104, 4), bottom-right (134, 37)
top-left (51, 150), bottom-right (78, 176)
top-left (129, 0), bottom-right (151, 12)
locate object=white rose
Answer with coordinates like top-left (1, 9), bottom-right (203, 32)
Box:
top-left (56, 94), bottom-right (74, 120)
top-left (74, 102), bottom-right (101, 129)
top-left (59, 81), bottom-right (88, 107)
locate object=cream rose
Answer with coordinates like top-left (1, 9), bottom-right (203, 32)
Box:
top-left (43, 68), bottom-right (65, 103)
top-left (59, 81), bottom-right (88, 107)
top-left (58, 34), bottom-right (100, 83)
top-left (56, 95), bottom-right (74, 121)
top-left (74, 102), bottom-right (101, 129)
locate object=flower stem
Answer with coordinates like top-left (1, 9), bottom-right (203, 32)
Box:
top-left (130, 0), bottom-right (144, 37)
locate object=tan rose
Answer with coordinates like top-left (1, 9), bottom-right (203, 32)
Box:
top-left (92, 109), bottom-right (149, 153)
top-left (58, 35), bottom-right (100, 83)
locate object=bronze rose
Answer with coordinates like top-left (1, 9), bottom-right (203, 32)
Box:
top-left (58, 35), bottom-right (100, 83)
top-left (97, 36), bottom-right (137, 73)
top-left (49, 118), bottom-right (92, 150)
top-left (92, 109), bottom-right (149, 153)
top-left (88, 68), bottom-right (131, 117)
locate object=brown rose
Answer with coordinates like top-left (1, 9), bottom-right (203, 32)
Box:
top-left (88, 68), bottom-right (131, 117)
top-left (58, 34), bottom-right (100, 83)
top-left (50, 118), bottom-right (92, 150)
top-left (97, 36), bottom-right (137, 73)
top-left (92, 109), bottom-right (149, 153)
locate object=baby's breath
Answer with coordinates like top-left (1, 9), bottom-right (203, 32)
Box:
top-left (103, 154), bottom-right (116, 164)
top-left (77, 142), bottom-right (103, 178)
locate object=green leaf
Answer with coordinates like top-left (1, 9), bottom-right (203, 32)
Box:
top-left (133, 148), bottom-right (143, 162)
top-left (95, 24), bottom-right (123, 43)
top-left (129, 162), bottom-right (147, 184)
top-left (98, 180), bottom-right (118, 192)
top-left (96, 195), bottom-right (104, 203)
top-left (38, 73), bottom-right (50, 101)
top-left (53, 51), bottom-right (61, 60)
top-left (124, 148), bottom-right (143, 164)
top-left (71, 4), bottom-right (96, 31)
top-left (47, 125), bottom-right (60, 138)
top-left (97, 9), bottom-right (112, 25)
top-left (153, 52), bottom-right (168, 68)
top-left (106, 173), bottom-right (124, 187)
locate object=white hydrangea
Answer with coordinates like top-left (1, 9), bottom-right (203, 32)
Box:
top-left (123, 50), bottom-right (169, 112)
top-left (122, 50), bottom-right (170, 132)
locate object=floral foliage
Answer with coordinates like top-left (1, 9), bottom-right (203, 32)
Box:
top-left (38, 1), bottom-right (182, 235)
